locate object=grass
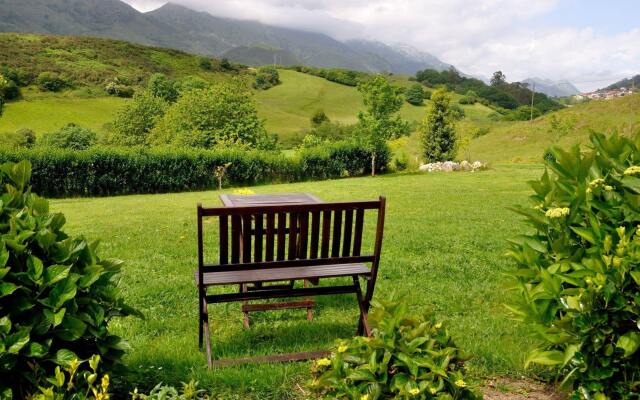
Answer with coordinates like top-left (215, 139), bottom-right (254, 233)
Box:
top-left (51, 164), bottom-right (543, 398)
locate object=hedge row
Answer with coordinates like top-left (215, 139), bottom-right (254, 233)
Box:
top-left (0, 142), bottom-right (389, 197)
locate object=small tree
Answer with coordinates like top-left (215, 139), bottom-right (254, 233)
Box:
top-left (405, 83), bottom-right (425, 105)
top-left (39, 123), bottom-right (97, 150)
top-left (36, 72), bottom-right (68, 92)
top-left (111, 91), bottom-right (168, 146)
top-left (253, 66), bottom-right (280, 90)
top-left (310, 109), bottom-right (329, 126)
top-left (490, 70), bottom-right (506, 86)
top-left (147, 73), bottom-right (179, 102)
top-left (357, 75), bottom-right (410, 176)
top-left (420, 88), bottom-right (458, 162)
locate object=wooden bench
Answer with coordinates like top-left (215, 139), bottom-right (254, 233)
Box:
top-left (195, 197), bottom-right (386, 367)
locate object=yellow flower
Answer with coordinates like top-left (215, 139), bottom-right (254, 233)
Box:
top-left (316, 358), bottom-right (331, 367)
top-left (604, 185), bottom-right (614, 192)
top-left (430, 388), bottom-right (438, 395)
top-left (545, 207), bottom-right (570, 219)
top-left (360, 395), bottom-right (370, 400)
top-left (589, 178), bottom-right (605, 187)
top-left (408, 388), bottom-right (420, 396)
top-left (337, 344), bottom-right (348, 353)
top-left (233, 188), bottom-right (255, 195)
top-left (624, 166), bottom-right (640, 176)
top-left (434, 322), bottom-right (443, 329)
top-left (101, 374), bottom-right (110, 391)
top-left (455, 379), bottom-right (467, 387)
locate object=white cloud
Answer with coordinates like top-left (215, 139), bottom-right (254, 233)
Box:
top-left (122, 0), bottom-right (639, 90)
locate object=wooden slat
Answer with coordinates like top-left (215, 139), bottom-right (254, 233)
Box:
top-left (277, 213), bottom-right (286, 260)
top-left (265, 213), bottom-right (275, 262)
top-left (342, 209), bottom-right (353, 257)
top-left (202, 255), bottom-right (375, 272)
top-left (211, 350), bottom-right (330, 367)
top-left (231, 215), bottom-right (241, 263)
top-left (242, 215), bottom-right (252, 263)
top-left (299, 212), bottom-right (309, 259)
top-left (288, 212), bottom-right (298, 260)
top-left (321, 210), bottom-right (331, 258)
top-left (309, 211), bottom-right (320, 259)
top-left (242, 300), bottom-right (314, 312)
top-left (219, 216), bottom-right (229, 265)
top-left (200, 200), bottom-right (381, 216)
top-left (352, 209), bottom-right (365, 256)
top-left (254, 214), bottom-right (263, 263)
top-left (198, 263), bottom-right (370, 285)
top-left (331, 210), bottom-right (342, 257)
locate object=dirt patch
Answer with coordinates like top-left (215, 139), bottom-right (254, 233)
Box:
top-left (481, 377), bottom-right (566, 400)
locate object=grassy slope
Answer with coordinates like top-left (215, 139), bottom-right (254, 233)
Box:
top-left (52, 165), bottom-right (542, 398)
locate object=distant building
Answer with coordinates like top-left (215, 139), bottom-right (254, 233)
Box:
top-left (574, 87), bottom-right (635, 102)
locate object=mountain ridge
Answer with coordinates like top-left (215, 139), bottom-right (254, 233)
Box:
top-left (522, 77), bottom-right (579, 97)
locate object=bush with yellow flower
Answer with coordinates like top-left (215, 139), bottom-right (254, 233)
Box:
top-left (508, 132), bottom-right (640, 398)
top-left (311, 296), bottom-right (480, 399)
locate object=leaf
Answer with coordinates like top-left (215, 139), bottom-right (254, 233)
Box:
top-left (9, 160), bottom-right (31, 190)
top-left (57, 315), bottom-right (87, 341)
top-left (563, 344), bottom-right (580, 366)
top-left (0, 316), bottom-right (11, 334)
top-left (346, 369), bottom-right (376, 381)
top-left (525, 349), bottom-right (564, 368)
top-left (27, 255), bottom-right (44, 283)
top-left (5, 329), bottom-right (30, 354)
top-left (53, 349), bottom-right (78, 367)
top-left (616, 332), bottom-right (640, 357)
top-left (44, 265), bottom-right (71, 286)
top-left (570, 227), bottom-right (598, 244)
top-left (631, 271), bottom-right (640, 286)
top-left (25, 341), bottom-right (49, 358)
top-left (78, 265), bottom-right (103, 288)
top-left (0, 282), bottom-right (19, 298)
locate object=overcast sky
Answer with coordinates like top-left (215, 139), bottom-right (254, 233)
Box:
top-left (122, 0), bottom-right (639, 91)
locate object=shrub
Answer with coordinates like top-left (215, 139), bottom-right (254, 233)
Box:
top-left (0, 161), bottom-right (140, 397)
top-left (423, 90), bottom-right (432, 100)
top-left (253, 66), bottom-right (280, 90)
top-left (0, 96), bottom-right (3, 116)
top-left (0, 128), bottom-right (36, 149)
top-left (147, 73), bottom-right (179, 102)
top-left (508, 131), bottom-right (640, 398)
top-left (39, 123), bottom-right (98, 150)
top-left (405, 83), bottom-right (425, 105)
top-left (0, 142), bottom-right (387, 197)
top-left (311, 297), bottom-right (480, 399)
top-left (104, 78), bottom-right (134, 98)
top-left (132, 381), bottom-right (209, 399)
top-left (198, 57), bottom-right (213, 71)
top-left (37, 72), bottom-right (68, 92)
top-left (111, 91), bottom-right (168, 146)
top-left (503, 105), bottom-right (541, 121)
top-left (311, 109), bottom-right (330, 126)
top-left (29, 354), bottom-right (111, 400)
top-left (0, 74), bottom-right (20, 100)
top-left (220, 58), bottom-right (233, 71)
top-left (150, 82), bottom-right (270, 149)
top-left (179, 76), bottom-right (210, 93)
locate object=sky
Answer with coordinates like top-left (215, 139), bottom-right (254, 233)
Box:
top-left (122, 0), bottom-right (640, 91)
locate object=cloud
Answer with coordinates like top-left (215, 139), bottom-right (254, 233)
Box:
top-left (122, 0), bottom-right (638, 90)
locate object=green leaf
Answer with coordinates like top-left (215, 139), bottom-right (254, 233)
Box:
top-left (27, 255), bottom-right (44, 283)
top-left (0, 282), bottom-right (19, 298)
top-left (0, 316), bottom-right (11, 334)
top-left (525, 349), bottom-right (564, 368)
top-left (631, 271), bottom-right (640, 286)
top-left (44, 265), bottom-right (71, 286)
top-left (25, 341), bottom-right (49, 358)
top-left (78, 265), bottom-right (103, 288)
top-left (57, 315), bottom-right (87, 341)
top-left (616, 332), bottom-right (640, 357)
top-left (5, 329), bottom-right (30, 354)
top-left (9, 160), bottom-right (31, 190)
top-left (570, 227), bottom-right (597, 244)
top-left (53, 348), bottom-right (78, 367)
top-left (346, 369), bottom-right (376, 381)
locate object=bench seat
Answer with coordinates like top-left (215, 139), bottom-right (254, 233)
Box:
top-left (196, 263), bottom-right (370, 286)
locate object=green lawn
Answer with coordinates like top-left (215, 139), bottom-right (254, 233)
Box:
top-left (51, 165), bottom-right (542, 398)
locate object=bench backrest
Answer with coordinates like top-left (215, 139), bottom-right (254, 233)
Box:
top-left (197, 197), bottom-right (386, 274)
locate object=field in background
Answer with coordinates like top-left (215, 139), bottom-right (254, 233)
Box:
top-left (52, 164), bottom-right (542, 398)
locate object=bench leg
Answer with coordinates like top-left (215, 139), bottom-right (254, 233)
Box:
top-left (353, 277), bottom-right (371, 337)
top-left (202, 299), bottom-right (213, 368)
top-left (240, 283), bottom-right (250, 329)
top-left (304, 279), bottom-right (313, 321)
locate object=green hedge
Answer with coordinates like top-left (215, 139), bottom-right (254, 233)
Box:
top-left (0, 142), bottom-right (389, 197)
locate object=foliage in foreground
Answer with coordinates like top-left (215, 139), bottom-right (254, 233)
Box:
top-left (312, 297), bottom-right (480, 399)
top-left (0, 161), bottom-right (140, 397)
top-left (28, 354), bottom-right (110, 400)
top-left (508, 131), bottom-right (640, 398)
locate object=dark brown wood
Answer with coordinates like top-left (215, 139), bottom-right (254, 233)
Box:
top-left (343, 209), bottom-right (353, 256)
top-left (321, 210), bottom-right (331, 258)
top-left (331, 210), bottom-right (342, 257)
top-left (352, 209), bottom-right (365, 256)
top-left (310, 211), bottom-right (320, 259)
top-left (220, 193), bottom-right (323, 207)
top-left (197, 195), bottom-right (386, 367)
top-left (277, 212), bottom-right (286, 260)
top-left (265, 213), bottom-right (275, 262)
top-left (211, 350), bottom-right (330, 367)
top-left (254, 214), bottom-right (263, 263)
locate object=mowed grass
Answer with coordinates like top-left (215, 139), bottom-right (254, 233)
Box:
top-left (0, 96), bottom-right (125, 134)
top-left (51, 165), bottom-right (542, 398)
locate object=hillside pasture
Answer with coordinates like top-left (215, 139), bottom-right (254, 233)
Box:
top-left (52, 165), bottom-right (542, 398)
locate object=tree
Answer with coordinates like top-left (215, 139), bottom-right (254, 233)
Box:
top-left (357, 75), bottom-right (410, 176)
top-left (111, 91), bottom-right (168, 146)
top-left (405, 83), bottom-right (425, 105)
top-left (149, 81), bottom-right (270, 149)
top-left (311, 109), bottom-right (330, 126)
top-left (253, 66), bottom-right (280, 90)
top-left (36, 72), bottom-right (68, 92)
top-left (39, 123), bottom-right (97, 150)
top-left (198, 56), bottom-right (213, 71)
top-left (490, 71), bottom-right (506, 86)
top-left (147, 73), bottom-right (179, 102)
top-left (420, 89), bottom-right (458, 162)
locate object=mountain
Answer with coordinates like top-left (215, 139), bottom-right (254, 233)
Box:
top-left (604, 74), bottom-right (640, 91)
top-left (0, 0), bottom-right (451, 75)
top-left (522, 78), bottom-right (579, 97)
